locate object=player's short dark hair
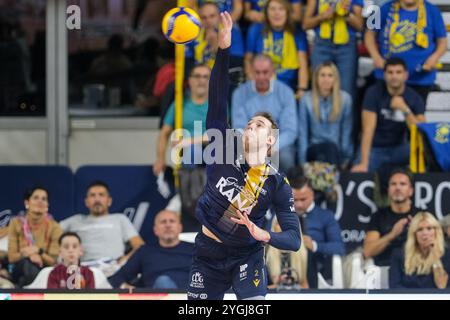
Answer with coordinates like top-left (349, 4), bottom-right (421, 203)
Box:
top-left (253, 112), bottom-right (279, 130)
top-left (86, 180), bottom-right (110, 195)
top-left (24, 186), bottom-right (49, 201)
top-left (59, 231), bottom-right (82, 246)
top-left (384, 57), bottom-right (407, 71)
top-left (388, 167), bottom-right (414, 186)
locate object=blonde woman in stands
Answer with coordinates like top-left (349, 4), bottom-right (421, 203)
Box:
top-left (266, 217), bottom-right (309, 289)
top-left (389, 212), bottom-right (450, 289)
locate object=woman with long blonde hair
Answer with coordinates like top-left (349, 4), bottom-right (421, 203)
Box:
top-left (298, 62), bottom-right (353, 167)
top-left (389, 212), bottom-right (450, 289)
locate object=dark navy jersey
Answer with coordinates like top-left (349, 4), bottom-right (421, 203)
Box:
top-left (195, 47), bottom-right (301, 251)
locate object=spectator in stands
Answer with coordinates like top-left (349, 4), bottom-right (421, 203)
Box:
top-left (60, 181), bottom-right (144, 276)
top-left (189, 0), bottom-right (244, 22)
top-left (363, 168), bottom-right (418, 266)
top-left (364, 0), bottom-right (448, 102)
top-left (153, 64), bottom-right (210, 231)
top-left (244, 0), bottom-right (303, 23)
top-left (231, 54), bottom-right (297, 172)
top-left (288, 170), bottom-right (345, 288)
top-left (440, 214), bottom-right (450, 248)
top-left (8, 187), bottom-right (62, 287)
top-left (87, 34), bottom-right (132, 78)
top-left (185, 2), bottom-right (245, 71)
top-left (108, 210), bottom-right (194, 289)
top-left (0, 210), bottom-right (13, 287)
top-left (47, 232), bottom-right (95, 289)
top-left (246, 0), bottom-right (309, 96)
top-left (135, 41), bottom-right (175, 116)
top-left (302, 0), bottom-right (364, 100)
top-left (266, 217), bottom-right (309, 289)
top-left (390, 212), bottom-right (450, 289)
top-left (352, 58), bottom-right (426, 173)
top-left (298, 61), bottom-right (353, 167)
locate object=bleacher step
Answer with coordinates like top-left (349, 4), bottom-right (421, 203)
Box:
top-left (426, 92), bottom-right (450, 111)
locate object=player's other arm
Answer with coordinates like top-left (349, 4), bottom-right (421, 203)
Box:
top-left (206, 12), bottom-right (232, 131)
top-left (230, 179), bottom-right (301, 250)
top-left (269, 180), bottom-right (302, 251)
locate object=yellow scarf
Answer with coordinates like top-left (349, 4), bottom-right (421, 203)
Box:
top-left (410, 124), bottom-right (426, 173)
top-left (264, 30), bottom-right (299, 70)
top-left (227, 164), bottom-right (270, 217)
top-left (390, 0), bottom-right (428, 50)
top-left (194, 28), bottom-right (216, 69)
top-left (319, 0), bottom-right (350, 45)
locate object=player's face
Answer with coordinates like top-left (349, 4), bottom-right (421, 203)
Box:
top-left (188, 66), bottom-right (211, 98)
top-left (253, 59), bottom-right (274, 93)
top-left (267, 1), bottom-right (287, 30)
top-left (25, 189), bottom-right (49, 216)
top-left (60, 236), bottom-right (83, 266)
top-left (243, 116), bottom-right (274, 153)
top-left (85, 186), bottom-right (112, 216)
top-left (292, 186), bottom-right (314, 214)
top-left (153, 210), bottom-right (182, 244)
top-left (200, 4), bottom-right (220, 29)
top-left (317, 66), bottom-right (335, 93)
top-left (388, 173), bottom-right (413, 204)
top-left (384, 65), bottom-right (408, 90)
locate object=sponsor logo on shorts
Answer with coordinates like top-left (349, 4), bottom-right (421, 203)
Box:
top-left (239, 264), bottom-right (248, 281)
top-left (187, 292), bottom-right (199, 299)
top-left (190, 272), bottom-right (204, 289)
top-left (253, 269), bottom-right (261, 287)
top-left (200, 293), bottom-right (208, 299)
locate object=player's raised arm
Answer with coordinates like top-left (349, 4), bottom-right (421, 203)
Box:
top-left (206, 12), bottom-right (232, 131)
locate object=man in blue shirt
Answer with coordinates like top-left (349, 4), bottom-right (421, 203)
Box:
top-left (108, 210), bottom-right (194, 289)
top-left (352, 57), bottom-right (426, 173)
top-left (288, 170), bottom-right (345, 288)
top-left (232, 54), bottom-right (298, 173)
top-left (187, 12), bottom-right (301, 300)
top-left (364, 0), bottom-right (447, 102)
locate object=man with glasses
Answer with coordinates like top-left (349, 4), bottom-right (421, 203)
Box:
top-left (153, 64), bottom-right (211, 231)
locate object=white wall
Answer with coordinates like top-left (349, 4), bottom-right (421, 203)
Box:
top-left (0, 130), bottom-right (47, 164)
top-left (68, 129), bottom-right (160, 170)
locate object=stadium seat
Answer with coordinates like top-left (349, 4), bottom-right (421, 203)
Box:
top-left (349, 252), bottom-right (390, 289)
top-left (179, 232), bottom-right (198, 243)
top-left (25, 266), bottom-right (112, 289)
top-left (317, 255), bottom-right (344, 289)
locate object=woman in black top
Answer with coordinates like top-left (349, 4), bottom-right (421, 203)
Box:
top-left (390, 212), bottom-right (450, 289)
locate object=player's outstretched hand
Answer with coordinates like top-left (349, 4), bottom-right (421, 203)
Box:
top-left (230, 210), bottom-right (270, 243)
top-left (218, 11), bottom-right (233, 49)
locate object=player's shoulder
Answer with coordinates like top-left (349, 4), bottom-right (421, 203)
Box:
top-left (267, 164), bottom-right (291, 189)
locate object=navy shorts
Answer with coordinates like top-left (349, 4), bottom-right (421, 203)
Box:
top-left (187, 232), bottom-right (267, 300)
